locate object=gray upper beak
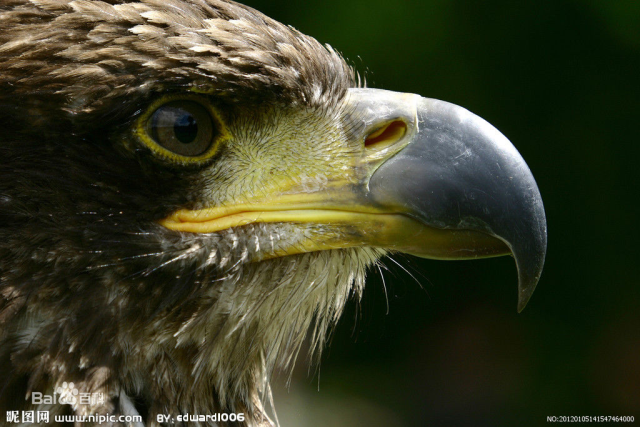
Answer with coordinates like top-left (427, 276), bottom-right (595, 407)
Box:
top-left (354, 89), bottom-right (547, 311)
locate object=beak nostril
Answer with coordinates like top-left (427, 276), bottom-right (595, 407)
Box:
top-left (364, 120), bottom-right (407, 149)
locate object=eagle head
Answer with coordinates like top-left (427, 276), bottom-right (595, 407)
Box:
top-left (0, 0), bottom-right (546, 425)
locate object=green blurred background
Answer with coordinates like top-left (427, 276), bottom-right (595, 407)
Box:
top-left (241, 0), bottom-right (639, 425)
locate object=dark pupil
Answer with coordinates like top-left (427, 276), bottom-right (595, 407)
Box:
top-left (174, 112), bottom-right (198, 144)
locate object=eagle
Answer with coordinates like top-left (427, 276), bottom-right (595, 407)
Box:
top-left (0, 0), bottom-right (547, 426)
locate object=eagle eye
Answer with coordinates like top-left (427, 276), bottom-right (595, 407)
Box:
top-left (148, 101), bottom-right (215, 157)
top-left (137, 97), bottom-right (228, 164)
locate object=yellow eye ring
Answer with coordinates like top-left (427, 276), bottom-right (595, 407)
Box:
top-left (136, 94), bottom-right (229, 164)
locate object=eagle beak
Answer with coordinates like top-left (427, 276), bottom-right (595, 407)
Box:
top-left (353, 89), bottom-right (547, 312)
